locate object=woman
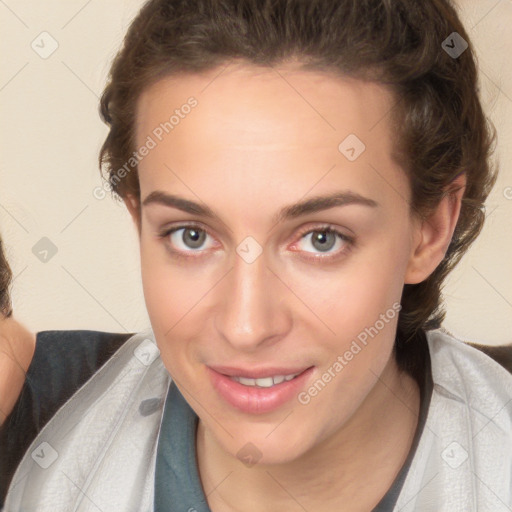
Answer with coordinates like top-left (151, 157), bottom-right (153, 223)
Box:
top-left (2, 0), bottom-right (511, 510)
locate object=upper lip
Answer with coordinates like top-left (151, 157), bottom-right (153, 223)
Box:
top-left (209, 365), bottom-right (312, 378)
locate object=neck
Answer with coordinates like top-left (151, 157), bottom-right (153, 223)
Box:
top-left (197, 355), bottom-right (420, 512)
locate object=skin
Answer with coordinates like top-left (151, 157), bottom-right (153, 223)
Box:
top-left (126, 61), bottom-right (464, 511)
top-left (0, 316), bottom-right (36, 425)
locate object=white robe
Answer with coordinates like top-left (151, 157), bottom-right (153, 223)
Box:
top-left (3, 329), bottom-right (512, 511)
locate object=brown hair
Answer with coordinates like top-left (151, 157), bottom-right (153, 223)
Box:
top-left (0, 236), bottom-right (13, 318)
top-left (98, 0), bottom-right (497, 377)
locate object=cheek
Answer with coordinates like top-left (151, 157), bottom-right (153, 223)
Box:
top-left (139, 232), bottom-right (196, 321)
top-left (140, 257), bottom-right (193, 379)
top-left (139, 236), bottom-right (215, 370)
top-left (302, 230), bottom-right (409, 395)
top-left (298, 259), bottom-right (405, 437)
top-left (313, 243), bottom-right (407, 341)
top-left (139, 238), bottom-right (186, 343)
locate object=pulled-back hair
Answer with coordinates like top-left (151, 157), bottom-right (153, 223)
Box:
top-left (0, 237), bottom-right (13, 318)
top-left (98, 0), bottom-right (497, 377)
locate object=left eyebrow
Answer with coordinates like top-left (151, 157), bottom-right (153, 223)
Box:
top-left (141, 190), bottom-right (379, 224)
top-left (273, 191), bottom-right (379, 224)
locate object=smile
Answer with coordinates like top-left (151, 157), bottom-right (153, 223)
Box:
top-left (208, 366), bottom-right (314, 414)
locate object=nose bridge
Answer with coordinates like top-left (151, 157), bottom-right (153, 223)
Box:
top-left (216, 246), bottom-right (287, 350)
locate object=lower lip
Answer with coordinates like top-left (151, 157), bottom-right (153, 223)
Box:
top-left (207, 367), bottom-right (314, 414)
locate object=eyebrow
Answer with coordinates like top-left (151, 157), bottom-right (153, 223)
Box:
top-left (142, 190), bottom-right (379, 224)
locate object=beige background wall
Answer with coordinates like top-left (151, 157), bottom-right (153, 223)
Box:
top-left (0, 0), bottom-right (511, 345)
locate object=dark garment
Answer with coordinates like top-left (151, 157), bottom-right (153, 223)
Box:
top-left (1, 330), bottom-right (434, 510)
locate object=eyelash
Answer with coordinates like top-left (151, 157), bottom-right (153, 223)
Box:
top-left (157, 222), bottom-right (355, 263)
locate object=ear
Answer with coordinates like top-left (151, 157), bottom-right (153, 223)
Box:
top-left (124, 194), bottom-right (141, 235)
top-left (405, 173), bottom-right (466, 284)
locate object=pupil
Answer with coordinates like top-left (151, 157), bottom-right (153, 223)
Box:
top-left (184, 228), bottom-right (204, 249)
top-left (313, 230), bottom-right (335, 252)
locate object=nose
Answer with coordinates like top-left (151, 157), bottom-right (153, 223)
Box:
top-left (214, 249), bottom-right (291, 352)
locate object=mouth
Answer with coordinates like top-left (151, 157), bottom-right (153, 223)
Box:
top-left (207, 365), bottom-right (314, 414)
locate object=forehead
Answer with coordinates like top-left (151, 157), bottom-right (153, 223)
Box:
top-left (134, 62), bottom-right (407, 210)
top-left (136, 61), bottom-right (396, 146)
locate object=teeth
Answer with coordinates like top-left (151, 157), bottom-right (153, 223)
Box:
top-left (238, 377), bottom-right (256, 386)
top-left (231, 373), bottom-right (300, 387)
top-left (253, 377), bottom-right (274, 388)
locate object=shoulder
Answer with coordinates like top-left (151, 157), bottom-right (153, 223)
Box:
top-left (29, 330), bottom-right (134, 391)
top-left (1, 330), bottom-right (167, 511)
top-left (34, 329), bottom-right (133, 356)
top-left (0, 330), bottom-right (135, 508)
top-left (398, 330), bottom-right (512, 510)
top-left (426, 328), bottom-right (512, 387)
top-left (426, 328), bottom-right (512, 429)
top-left (4, 330), bottom-right (135, 440)
top-left (465, 341), bottom-right (512, 374)
top-left (426, 328), bottom-right (512, 374)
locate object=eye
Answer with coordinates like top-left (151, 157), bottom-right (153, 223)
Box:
top-left (158, 224), bottom-right (215, 257)
top-left (292, 225), bottom-right (354, 262)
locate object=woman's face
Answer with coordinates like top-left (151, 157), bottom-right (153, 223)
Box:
top-left (133, 62), bottom-right (420, 464)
